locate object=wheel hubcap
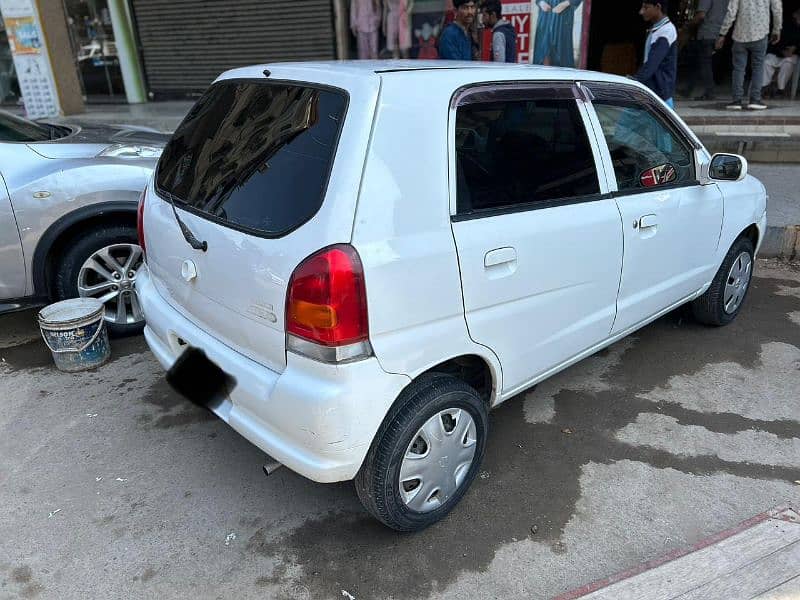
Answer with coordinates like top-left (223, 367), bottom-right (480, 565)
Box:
top-left (78, 243), bottom-right (144, 326)
top-left (398, 408), bottom-right (477, 513)
top-left (723, 251), bottom-right (752, 315)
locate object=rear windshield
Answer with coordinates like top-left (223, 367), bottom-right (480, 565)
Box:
top-left (155, 80), bottom-right (347, 237)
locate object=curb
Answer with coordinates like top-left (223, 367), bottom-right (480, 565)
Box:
top-left (761, 225), bottom-right (800, 260)
top-left (552, 506), bottom-right (798, 600)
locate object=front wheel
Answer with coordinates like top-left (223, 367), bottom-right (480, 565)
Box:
top-left (354, 374), bottom-right (488, 532)
top-left (53, 225), bottom-right (145, 337)
top-left (691, 236), bottom-right (755, 326)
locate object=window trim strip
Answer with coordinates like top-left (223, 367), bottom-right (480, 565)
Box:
top-left (451, 192), bottom-right (614, 222)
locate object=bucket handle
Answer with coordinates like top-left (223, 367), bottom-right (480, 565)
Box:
top-left (41, 318), bottom-right (105, 354)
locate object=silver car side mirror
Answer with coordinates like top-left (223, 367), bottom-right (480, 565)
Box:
top-left (709, 153), bottom-right (748, 182)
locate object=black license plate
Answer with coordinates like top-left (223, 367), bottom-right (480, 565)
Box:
top-left (166, 347), bottom-right (232, 409)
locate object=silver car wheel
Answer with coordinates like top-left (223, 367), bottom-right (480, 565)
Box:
top-left (398, 408), bottom-right (477, 513)
top-left (78, 243), bottom-right (144, 326)
top-left (723, 251), bottom-right (752, 315)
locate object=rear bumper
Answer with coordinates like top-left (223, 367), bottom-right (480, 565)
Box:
top-left (138, 266), bottom-right (410, 483)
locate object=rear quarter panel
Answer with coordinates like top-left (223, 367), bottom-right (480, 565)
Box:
top-left (352, 72), bottom-right (503, 401)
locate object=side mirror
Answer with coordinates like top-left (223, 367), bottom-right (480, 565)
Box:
top-left (709, 153), bottom-right (748, 182)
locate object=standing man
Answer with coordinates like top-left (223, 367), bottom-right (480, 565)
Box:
top-left (439, 0), bottom-right (477, 60)
top-left (481, 0), bottom-right (517, 62)
top-left (682, 0), bottom-right (728, 100)
top-left (716, 0), bottom-right (782, 110)
top-left (634, 1), bottom-right (678, 108)
top-left (762, 8), bottom-right (799, 98)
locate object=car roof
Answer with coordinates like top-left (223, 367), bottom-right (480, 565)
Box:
top-left (218, 60), bottom-right (638, 90)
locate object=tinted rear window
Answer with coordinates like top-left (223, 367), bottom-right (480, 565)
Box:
top-left (156, 80), bottom-right (347, 237)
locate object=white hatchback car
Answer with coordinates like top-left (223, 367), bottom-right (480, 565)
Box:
top-left (138, 61), bottom-right (767, 531)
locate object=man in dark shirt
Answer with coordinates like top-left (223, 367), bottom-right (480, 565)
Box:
top-left (481, 0), bottom-right (517, 62)
top-left (439, 0), bottom-right (477, 60)
top-left (681, 0), bottom-right (728, 100)
top-left (762, 8), bottom-right (799, 97)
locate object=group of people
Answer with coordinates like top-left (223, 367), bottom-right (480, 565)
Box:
top-left (433, 0), bottom-right (797, 113)
top-left (437, 0), bottom-right (517, 62)
top-left (635, 0), bottom-right (798, 111)
top-left (683, 0), bottom-right (799, 107)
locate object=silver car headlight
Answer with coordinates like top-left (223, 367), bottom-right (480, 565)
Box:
top-left (97, 144), bottom-right (163, 159)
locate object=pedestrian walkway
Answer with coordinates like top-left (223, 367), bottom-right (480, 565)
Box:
top-left (556, 507), bottom-right (800, 600)
top-left (677, 98), bottom-right (800, 162)
top-left (53, 100), bottom-right (192, 133)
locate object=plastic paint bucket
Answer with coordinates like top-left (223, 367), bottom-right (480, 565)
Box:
top-left (38, 298), bottom-right (110, 372)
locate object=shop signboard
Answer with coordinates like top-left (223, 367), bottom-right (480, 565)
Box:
top-left (502, 1), bottom-right (533, 63)
top-left (0, 0), bottom-right (60, 118)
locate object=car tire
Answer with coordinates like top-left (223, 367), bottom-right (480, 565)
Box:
top-left (354, 373), bottom-right (488, 532)
top-left (53, 224), bottom-right (145, 337)
top-left (691, 236), bottom-right (755, 327)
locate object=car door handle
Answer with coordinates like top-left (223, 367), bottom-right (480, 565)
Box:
top-left (484, 247), bottom-right (517, 268)
top-left (637, 214), bottom-right (658, 229)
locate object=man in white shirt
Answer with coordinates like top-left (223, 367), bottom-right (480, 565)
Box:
top-left (716, 0), bottom-right (783, 110)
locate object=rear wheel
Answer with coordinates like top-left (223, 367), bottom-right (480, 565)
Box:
top-left (691, 236), bottom-right (754, 326)
top-left (355, 374), bottom-right (488, 532)
top-left (53, 225), bottom-right (145, 337)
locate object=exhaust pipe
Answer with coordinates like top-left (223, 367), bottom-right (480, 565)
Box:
top-left (263, 460), bottom-right (284, 476)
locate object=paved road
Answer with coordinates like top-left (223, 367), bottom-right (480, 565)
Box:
top-left (749, 164), bottom-right (800, 227)
top-left (1, 260), bottom-right (799, 600)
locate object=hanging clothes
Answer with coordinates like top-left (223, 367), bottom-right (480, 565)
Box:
top-left (385, 0), bottom-right (412, 52)
top-left (351, 0), bottom-right (382, 59)
top-left (533, 0), bottom-right (583, 68)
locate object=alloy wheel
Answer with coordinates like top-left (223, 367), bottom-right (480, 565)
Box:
top-left (78, 243), bottom-right (144, 326)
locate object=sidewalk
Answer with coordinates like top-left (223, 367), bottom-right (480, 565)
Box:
top-left (52, 100), bottom-right (192, 133)
top-left (556, 507), bottom-right (800, 600)
top-left (677, 98), bottom-right (800, 162)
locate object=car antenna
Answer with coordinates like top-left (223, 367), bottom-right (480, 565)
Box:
top-left (263, 69), bottom-right (271, 78)
top-left (168, 193), bottom-right (207, 252)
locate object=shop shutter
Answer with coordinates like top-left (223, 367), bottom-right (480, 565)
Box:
top-left (130, 0), bottom-right (336, 97)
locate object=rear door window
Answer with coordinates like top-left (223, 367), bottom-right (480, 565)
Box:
top-left (156, 80), bottom-right (348, 237)
top-left (455, 94), bottom-right (600, 215)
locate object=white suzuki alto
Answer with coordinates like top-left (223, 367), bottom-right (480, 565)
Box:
top-left (137, 61), bottom-right (767, 531)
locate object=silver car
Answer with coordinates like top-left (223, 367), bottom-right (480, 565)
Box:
top-left (0, 110), bottom-right (168, 335)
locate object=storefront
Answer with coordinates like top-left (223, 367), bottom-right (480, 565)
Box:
top-left (0, 18), bottom-right (20, 105)
top-left (63, 0), bottom-right (125, 102)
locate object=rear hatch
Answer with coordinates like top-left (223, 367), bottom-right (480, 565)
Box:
top-left (144, 73), bottom-right (378, 373)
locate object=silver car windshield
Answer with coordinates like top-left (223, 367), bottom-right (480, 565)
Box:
top-left (0, 110), bottom-right (57, 143)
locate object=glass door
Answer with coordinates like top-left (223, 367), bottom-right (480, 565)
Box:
top-left (63, 0), bottom-right (125, 102)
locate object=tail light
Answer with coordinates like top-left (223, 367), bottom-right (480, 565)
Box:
top-left (136, 188), bottom-right (146, 259)
top-left (286, 244), bottom-right (371, 363)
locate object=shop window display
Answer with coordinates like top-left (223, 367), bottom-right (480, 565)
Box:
top-left (63, 0), bottom-right (124, 101)
top-left (0, 26), bottom-right (21, 104)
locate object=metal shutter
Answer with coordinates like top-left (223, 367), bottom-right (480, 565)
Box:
top-left (130, 0), bottom-right (336, 97)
